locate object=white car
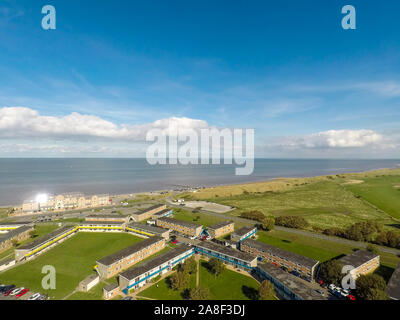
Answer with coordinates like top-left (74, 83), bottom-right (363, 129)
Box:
top-left (28, 293), bottom-right (42, 300)
top-left (328, 284), bottom-right (337, 292)
top-left (10, 287), bottom-right (24, 296)
top-left (341, 289), bottom-right (350, 297)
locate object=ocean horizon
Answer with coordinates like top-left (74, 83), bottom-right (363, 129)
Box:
top-left (0, 158), bottom-right (399, 206)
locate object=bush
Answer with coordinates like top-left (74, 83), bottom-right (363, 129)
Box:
top-left (355, 274), bottom-right (387, 300)
top-left (318, 260), bottom-right (343, 285)
top-left (240, 210), bottom-right (265, 222)
top-left (275, 216), bottom-right (309, 229)
top-left (259, 217), bottom-right (275, 231)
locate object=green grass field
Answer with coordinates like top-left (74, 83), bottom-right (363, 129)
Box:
top-left (173, 208), bottom-right (246, 228)
top-left (0, 232), bottom-right (144, 300)
top-left (139, 260), bottom-right (260, 300)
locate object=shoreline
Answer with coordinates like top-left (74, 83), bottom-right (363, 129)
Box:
top-left (2, 166), bottom-right (400, 210)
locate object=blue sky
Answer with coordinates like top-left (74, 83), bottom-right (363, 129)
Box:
top-left (0, 0), bottom-right (400, 158)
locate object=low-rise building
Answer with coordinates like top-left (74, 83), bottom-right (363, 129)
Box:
top-left (387, 263), bottom-right (400, 300)
top-left (0, 225), bottom-right (34, 253)
top-left (152, 208), bottom-right (174, 219)
top-left (78, 221), bottom-right (125, 232)
top-left (119, 245), bottom-right (195, 294)
top-left (256, 263), bottom-right (327, 300)
top-left (195, 240), bottom-right (257, 270)
top-left (207, 221), bottom-right (234, 239)
top-left (78, 274), bottom-right (100, 292)
top-left (15, 226), bottom-right (78, 261)
top-left (338, 250), bottom-right (380, 278)
top-left (130, 204), bottom-right (167, 222)
top-left (230, 226), bottom-right (257, 242)
top-left (125, 222), bottom-right (170, 239)
top-left (156, 217), bottom-right (203, 238)
top-left (103, 282), bottom-right (120, 300)
top-left (96, 236), bottom-right (166, 279)
top-left (0, 221), bottom-right (33, 233)
top-left (85, 214), bottom-right (129, 223)
top-left (241, 239), bottom-right (319, 279)
top-left (0, 258), bottom-right (16, 272)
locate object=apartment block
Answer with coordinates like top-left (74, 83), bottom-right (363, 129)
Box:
top-left (125, 222), bottom-right (170, 239)
top-left (156, 217), bottom-right (203, 237)
top-left (0, 225), bottom-right (34, 253)
top-left (207, 221), bottom-right (234, 239)
top-left (230, 226), bottom-right (257, 242)
top-left (339, 250), bottom-right (380, 278)
top-left (130, 204), bottom-right (167, 222)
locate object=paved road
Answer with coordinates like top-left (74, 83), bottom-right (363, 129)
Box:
top-left (166, 198), bottom-right (400, 257)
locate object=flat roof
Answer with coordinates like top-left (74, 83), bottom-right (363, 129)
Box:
top-left (257, 263), bottom-right (327, 300)
top-left (242, 239), bottom-right (319, 269)
top-left (0, 225), bottom-right (33, 242)
top-left (17, 226), bottom-right (76, 250)
top-left (196, 240), bottom-right (256, 263)
top-left (79, 221), bottom-right (125, 226)
top-left (104, 282), bottom-right (119, 292)
top-left (153, 208), bottom-right (173, 216)
top-left (0, 222), bottom-right (31, 226)
top-left (231, 226), bottom-right (256, 237)
top-left (127, 222), bottom-right (169, 235)
top-left (80, 274), bottom-right (99, 286)
top-left (97, 236), bottom-right (164, 266)
top-left (208, 220), bottom-right (234, 231)
top-left (387, 264), bottom-right (400, 300)
top-left (133, 204), bottom-right (166, 216)
top-left (0, 258), bottom-right (14, 266)
top-left (120, 245), bottom-right (193, 281)
top-left (157, 217), bottom-right (203, 229)
top-left (338, 250), bottom-right (379, 269)
top-left (86, 214), bottom-right (127, 219)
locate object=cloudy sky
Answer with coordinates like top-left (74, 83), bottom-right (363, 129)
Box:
top-left (0, 0), bottom-right (400, 158)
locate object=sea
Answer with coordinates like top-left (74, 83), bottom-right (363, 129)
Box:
top-left (0, 158), bottom-right (399, 206)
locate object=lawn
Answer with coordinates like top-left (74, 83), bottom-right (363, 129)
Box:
top-left (173, 208), bottom-right (245, 228)
top-left (0, 232), bottom-right (144, 300)
top-left (139, 260), bottom-right (260, 300)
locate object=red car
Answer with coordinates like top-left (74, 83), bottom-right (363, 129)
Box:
top-left (348, 294), bottom-right (356, 301)
top-left (16, 288), bottom-right (29, 298)
top-left (4, 289), bottom-right (13, 296)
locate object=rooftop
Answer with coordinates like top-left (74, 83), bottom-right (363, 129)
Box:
top-left (196, 240), bottom-right (256, 263)
top-left (0, 226), bottom-right (33, 242)
top-left (157, 217), bottom-right (203, 229)
top-left (104, 282), bottom-right (119, 292)
top-left (242, 239), bottom-right (319, 269)
top-left (96, 236), bottom-right (164, 266)
top-left (231, 226), bottom-right (257, 237)
top-left (208, 220), bottom-right (234, 230)
top-left (86, 214), bottom-right (128, 219)
top-left (257, 263), bottom-right (327, 300)
top-left (79, 221), bottom-right (125, 226)
top-left (338, 250), bottom-right (379, 268)
top-left (387, 263), bottom-right (400, 300)
top-left (152, 208), bottom-right (173, 217)
top-left (17, 226), bottom-right (76, 250)
top-left (127, 222), bottom-right (169, 234)
top-left (79, 274), bottom-right (99, 286)
top-left (120, 245), bottom-right (193, 281)
top-left (133, 204), bottom-right (166, 216)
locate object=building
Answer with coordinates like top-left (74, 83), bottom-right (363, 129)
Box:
top-left (103, 282), bottom-right (120, 300)
top-left (96, 236), bottom-right (166, 279)
top-left (78, 274), bottom-right (100, 292)
top-left (256, 263), bottom-right (327, 300)
top-left (0, 259), bottom-right (16, 272)
top-left (85, 214), bottom-right (129, 223)
top-left (0, 225), bottom-right (34, 253)
top-left (119, 245), bottom-right (195, 294)
top-left (230, 226), bottom-right (257, 242)
top-left (207, 221), bottom-right (234, 239)
top-left (22, 201), bottom-right (40, 213)
top-left (195, 240), bottom-right (257, 270)
top-left (0, 222), bottom-right (33, 233)
top-left (338, 250), bottom-right (380, 278)
top-left (125, 222), bottom-right (170, 239)
top-left (78, 221), bottom-right (125, 232)
top-left (15, 226), bottom-right (78, 261)
top-left (130, 204), bottom-right (167, 222)
top-left (241, 239), bottom-right (319, 279)
top-left (387, 263), bottom-right (400, 300)
top-left (156, 217), bottom-right (203, 238)
top-left (152, 208), bottom-right (174, 220)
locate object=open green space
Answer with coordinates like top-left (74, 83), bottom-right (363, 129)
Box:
top-left (173, 208), bottom-right (243, 228)
top-left (0, 232), bottom-right (143, 300)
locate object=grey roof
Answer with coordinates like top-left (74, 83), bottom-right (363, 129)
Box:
top-left (79, 274), bottom-right (99, 286)
top-left (152, 209), bottom-right (173, 217)
top-left (231, 226), bottom-right (256, 237)
top-left (196, 240), bottom-right (256, 263)
top-left (120, 245), bottom-right (193, 281)
top-left (257, 263), bottom-right (327, 300)
top-left (79, 221), bottom-right (125, 226)
top-left (0, 225), bottom-right (33, 242)
top-left (157, 217), bottom-right (203, 229)
top-left (104, 282), bottom-right (119, 292)
top-left (338, 250), bottom-right (379, 269)
top-left (133, 204), bottom-right (166, 216)
top-left (86, 214), bottom-right (127, 219)
top-left (17, 226), bottom-right (76, 250)
top-left (208, 220), bottom-right (234, 231)
top-left (0, 222), bottom-right (31, 226)
top-left (0, 258), bottom-right (14, 266)
top-left (242, 239), bottom-right (319, 269)
top-left (97, 236), bottom-right (164, 266)
top-left (387, 264), bottom-right (400, 300)
top-left (127, 222), bottom-right (169, 235)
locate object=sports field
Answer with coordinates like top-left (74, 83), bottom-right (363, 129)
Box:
top-left (0, 232), bottom-right (143, 300)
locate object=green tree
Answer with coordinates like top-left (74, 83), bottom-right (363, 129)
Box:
top-left (189, 286), bottom-right (210, 300)
top-left (318, 260), bottom-right (343, 285)
top-left (260, 217), bottom-right (275, 231)
top-left (366, 244), bottom-right (379, 255)
top-left (170, 271), bottom-right (189, 291)
top-left (258, 280), bottom-right (275, 300)
top-left (181, 256), bottom-right (197, 274)
top-left (208, 258), bottom-right (225, 276)
top-left (355, 274), bottom-right (387, 300)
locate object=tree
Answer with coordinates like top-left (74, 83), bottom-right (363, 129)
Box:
top-left (355, 274), bottom-right (387, 300)
top-left (29, 230), bottom-right (37, 238)
top-left (366, 244), bottom-right (379, 255)
top-left (275, 216), bottom-right (309, 229)
top-left (260, 217), bottom-right (275, 231)
top-left (181, 257), bottom-right (197, 274)
top-left (208, 258), bottom-right (225, 276)
top-left (189, 286), bottom-right (210, 300)
top-left (170, 271), bottom-right (189, 291)
top-left (258, 280), bottom-right (275, 300)
top-left (318, 260), bottom-right (343, 285)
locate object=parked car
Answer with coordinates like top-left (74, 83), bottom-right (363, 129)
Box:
top-left (28, 293), bottom-right (42, 300)
top-left (16, 288), bottom-right (29, 298)
top-left (122, 296), bottom-right (133, 300)
top-left (348, 294), bottom-right (356, 301)
top-left (10, 287), bottom-right (24, 296)
top-left (0, 284), bottom-right (15, 294)
top-left (38, 294), bottom-right (48, 300)
top-left (328, 284), bottom-right (337, 292)
top-left (315, 289), bottom-right (325, 296)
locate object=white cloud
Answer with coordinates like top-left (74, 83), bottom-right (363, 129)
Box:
top-left (0, 107), bottom-right (210, 141)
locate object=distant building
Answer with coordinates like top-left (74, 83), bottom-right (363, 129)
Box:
top-left (78, 274), bottom-right (100, 292)
top-left (96, 236), bottom-right (166, 279)
top-left (152, 208), bottom-right (174, 220)
top-left (230, 226), bottom-right (257, 243)
top-left (240, 239), bottom-right (319, 279)
top-left (387, 263), bottom-right (400, 300)
top-left (125, 222), bottom-right (170, 239)
top-left (0, 225), bottom-right (34, 253)
top-left (207, 221), bottom-right (234, 239)
top-left (156, 217), bottom-right (203, 238)
top-left (85, 214), bottom-right (129, 223)
top-left (338, 250), bottom-right (380, 278)
top-left (78, 221), bottom-right (125, 232)
top-left (130, 204), bottom-right (167, 222)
